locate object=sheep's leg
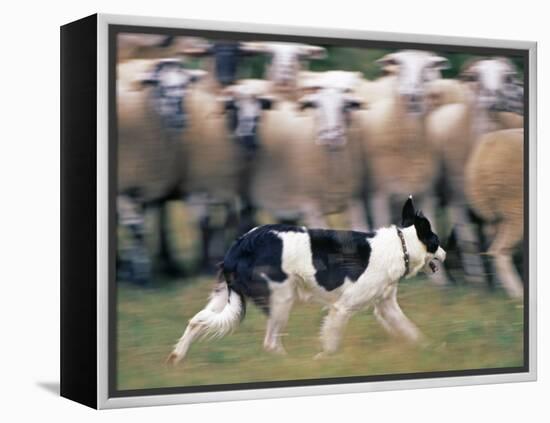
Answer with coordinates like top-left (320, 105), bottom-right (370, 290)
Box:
top-left (117, 195), bottom-right (152, 286)
top-left (488, 220), bottom-right (524, 299)
top-left (302, 202), bottom-right (330, 229)
top-left (237, 202), bottom-right (257, 236)
top-left (348, 198), bottom-right (370, 232)
top-left (370, 191), bottom-right (392, 228)
top-left (314, 305), bottom-right (353, 359)
top-left (199, 213), bottom-right (212, 272)
top-left (263, 280), bottom-right (295, 355)
top-left (419, 195), bottom-right (451, 286)
top-left (448, 204), bottom-right (486, 284)
top-left (374, 286), bottom-right (424, 343)
top-left (157, 202), bottom-right (182, 277)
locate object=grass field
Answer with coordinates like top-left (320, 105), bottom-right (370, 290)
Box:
top-left (117, 275), bottom-right (524, 391)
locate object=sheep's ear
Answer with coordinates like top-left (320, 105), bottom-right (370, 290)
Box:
top-left (401, 196), bottom-right (416, 227)
top-left (430, 56), bottom-right (450, 70)
top-left (376, 53), bottom-right (399, 74)
top-left (300, 45), bottom-right (326, 60)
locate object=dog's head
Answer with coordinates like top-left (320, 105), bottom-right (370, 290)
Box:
top-left (401, 196), bottom-right (446, 274)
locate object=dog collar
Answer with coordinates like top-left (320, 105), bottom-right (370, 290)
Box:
top-left (396, 227), bottom-right (410, 277)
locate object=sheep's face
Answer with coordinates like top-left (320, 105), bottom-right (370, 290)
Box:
top-left (461, 58), bottom-right (521, 112)
top-left (142, 60), bottom-right (205, 129)
top-left (241, 42), bottom-right (326, 89)
top-left (211, 42), bottom-right (242, 86)
top-left (377, 50), bottom-right (449, 116)
top-left (220, 84), bottom-right (274, 152)
top-left (401, 197), bottom-right (446, 276)
top-left (298, 87), bottom-right (362, 148)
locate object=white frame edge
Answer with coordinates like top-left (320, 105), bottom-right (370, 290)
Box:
top-left (96, 13), bottom-right (537, 409)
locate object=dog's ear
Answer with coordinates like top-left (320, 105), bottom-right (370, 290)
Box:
top-left (401, 196), bottom-right (415, 227)
top-left (414, 212), bottom-right (431, 240)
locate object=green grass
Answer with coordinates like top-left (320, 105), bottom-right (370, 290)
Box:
top-left (117, 276), bottom-right (523, 391)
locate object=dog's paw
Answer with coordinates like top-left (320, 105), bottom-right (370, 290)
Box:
top-left (264, 344), bottom-right (288, 356)
top-left (313, 352), bottom-right (329, 361)
top-left (165, 351), bottom-right (181, 366)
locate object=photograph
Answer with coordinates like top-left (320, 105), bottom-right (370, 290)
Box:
top-left (112, 27), bottom-right (528, 395)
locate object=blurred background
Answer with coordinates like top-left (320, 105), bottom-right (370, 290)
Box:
top-left (115, 33), bottom-right (525, 391)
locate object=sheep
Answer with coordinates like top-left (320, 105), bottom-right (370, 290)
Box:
top-left (243, 71), bottom-right (366, 229)
top-left (174, 42), bottom-right (328, 268)
top-left (464, 128), bottom-right (524, 298)
top-left (359, 51), bottom-right (449, 220)
top-left (426, 57), bottom-right (524, 284)
top-left (344, 51), bottom-right (450, 283)
top-left (117, 57), bottom-right (205, 283)
top-left (236, 41), bottom-right (327, 99)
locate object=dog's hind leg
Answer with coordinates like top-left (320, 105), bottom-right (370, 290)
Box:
top-left (263, 280), bottom-right (295, 355)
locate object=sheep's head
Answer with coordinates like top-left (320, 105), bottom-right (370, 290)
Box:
top-left (241, 42), bottom-right (326, 89)
top-left (460, 57), bottom-right (522, 113)
top-left (298, 81), bottom-right (363, 148)
top-left (376, 50), bottom-right (449, 116)
top-left (181, 39), bottom-right (264, 87)
top-left (218, 80), bottom-right (275, 153)
top-left (141, 59), bottom-right (206, 129)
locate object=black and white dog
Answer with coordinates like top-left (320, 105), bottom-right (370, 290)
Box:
top-left (167, 197), bottom-right (446, 364)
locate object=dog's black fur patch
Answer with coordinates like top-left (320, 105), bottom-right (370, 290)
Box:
top-left (222, 225), bottom-right (305, 314)
top-left (308, 229), bottom-right (375, 291)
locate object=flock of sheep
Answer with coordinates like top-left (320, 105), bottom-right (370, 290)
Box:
top-left (116, 33), bottom-right (525, 299)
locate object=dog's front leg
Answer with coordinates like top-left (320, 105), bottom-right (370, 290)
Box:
top-left (375, 289), bottom-right (424, 344)
top-left (314, 305), bottom-right (352, 360)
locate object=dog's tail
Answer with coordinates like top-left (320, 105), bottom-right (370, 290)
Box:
top-left (197, 263), bottom-right (246, 338)
top-left (167, 263), bottom-right (245, 365)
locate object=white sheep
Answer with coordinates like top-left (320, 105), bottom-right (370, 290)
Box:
top-left (426, 57), bottom-right (523, 283)
top-left (359, 51), bottom-right (449, 221)
top-left (464, 128), bottom-right (524, 298)
top-left (117, 57), bottom-right (205, 281)
top-left (174, 42), bottom-right (329, 267)
top-left (242, 71), bottom-right (366, 229)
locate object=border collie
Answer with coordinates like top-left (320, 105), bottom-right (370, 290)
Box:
top-left (167, 196), bottom-right (446, 364)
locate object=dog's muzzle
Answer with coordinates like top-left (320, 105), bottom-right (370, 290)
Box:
top-left (426, 247), bottom-right (446, 273)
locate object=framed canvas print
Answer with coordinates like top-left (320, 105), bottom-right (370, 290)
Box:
top-left (60, 13), bottom-right (537, 409)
